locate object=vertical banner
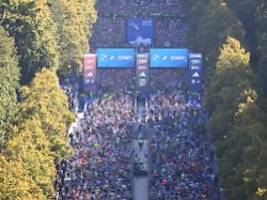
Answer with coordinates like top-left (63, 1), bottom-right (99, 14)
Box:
top-left (136, 54), bottom-right (149, 94)
top-left (188, 53), bottom-right (203, 106)
top-left (83, 54), bottom-right (96, 93)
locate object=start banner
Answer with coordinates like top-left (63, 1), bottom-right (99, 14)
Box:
top-left (150, 48), bottom-right (189, 68)
top-left (97, 48), bottom-right (136, 68)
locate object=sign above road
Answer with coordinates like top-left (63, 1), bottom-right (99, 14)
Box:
top-left (97, 48), bottom-right (136, 68)
top-left (150, 48), bottom-right (189, 68)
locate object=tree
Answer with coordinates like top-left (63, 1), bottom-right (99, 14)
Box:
top-left (208, 37), bottom-right (253, 138)
top-left (0, 0), bottom-right (59, 84)
top-left (226, 0), bottom-right (267, 109)
top-left (0, 26), bottom-right (20, 146)
top-left (182, 1), bottom-right (267, 198)
top-left (182, 0), bottom-right (244, 80)
top-left (208, 37), bottom-right (267, 200)
top-left (0, 154), bottom-right (45, 200)
top-left (6, 118), bottom-right (56, 199)
top-left (48, 0), bottom-right (96, 73)
top-left (18, 68), bottom-right (75, 160)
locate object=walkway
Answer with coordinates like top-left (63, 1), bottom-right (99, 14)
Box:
top-left (133, 139), bottom-right (149, 200)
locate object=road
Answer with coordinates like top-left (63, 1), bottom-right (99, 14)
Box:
top-left (133, 139), bottom-right (149, 200)
top-left (133, 176), bottom-right (149, 200)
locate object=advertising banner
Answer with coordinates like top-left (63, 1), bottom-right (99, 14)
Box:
top-left (188, 53), bottom-right (203, 105)
top-left (83, 54), bottom-right (96, 93)
top-left (127, 18), bottom-right (154, 46)
top-left (97, 48), bottom-right (136, 68)
top-left (150, 48), bottom-right (189, 68)
top-left (136, 54), bottom-right (149, 89)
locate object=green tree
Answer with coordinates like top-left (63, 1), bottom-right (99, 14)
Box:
top-left (208, 37), bottom-right (267, 200)
top-left (226, 0), bottom-right (267, 108)
top-left (0, 0), bottom-right (59, 84)
top-left (0, 154), bottom-right (45, 200)
top-left (208, 37), bottom-right (252, 138)
top-left (0, 26), bottom-right (20, 146)
top-left (18, 68), bottom-right (75, 160)
top-left (49, 0), bottom-right (96, 73)
top-left (182, 1), bottom-right (267, 198)
top-left (6, 118), bottom-right (56, 199)
top-left (182, 0), bottom-right (244, 78)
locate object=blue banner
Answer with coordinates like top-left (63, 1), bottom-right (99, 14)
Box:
top-left (127, 19), bottom-right (154, 46)
top-left (97, 48), bottom-right (136, 68)
top-left (150, 48), bottom-right (189, 68)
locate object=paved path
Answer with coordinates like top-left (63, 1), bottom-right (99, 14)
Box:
top-left (133, 139), bottom-right (149, 200)
top-left (133, 176), bottom-right (149, 200)
top-left (132, 98), bottom-right (150, 200)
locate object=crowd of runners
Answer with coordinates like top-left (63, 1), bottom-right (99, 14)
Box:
top-left (58, 80), bottom-right (220, 199)
top-left (56, 0), bottom-right (221, 199)
top-left (96, 69), bottom-right (135, 93)
top-left (58, 94), bottom-right (134, 199)
top-left (148, 86), bottom-right (219, 199)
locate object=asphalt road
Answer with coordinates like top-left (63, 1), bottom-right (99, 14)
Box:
top-left (133, 139), bottom-right (149, 200)
top-left (133, 176), bottom-right (149, 200)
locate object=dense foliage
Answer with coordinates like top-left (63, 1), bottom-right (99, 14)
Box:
top-left (0, 27), bottom-right (20, 147)
top-left (0, 0), bottom-right (59, 84)
top-left (0, 0), bottom-right (97, 83)
top-left (0, 1), bottom-right (96, 199)
top-left (0, 154), bottom-right (46, 200)
top-left (6, 118), bottom-right (55, 199)
top-left (182, 0), bottom-right (267, 199)
top-left (0, 69), bottom-right (75, 200)
top-left (18, 69), bottom-right (75, 159)
top-left (49, 0), bottom-right (96, 73)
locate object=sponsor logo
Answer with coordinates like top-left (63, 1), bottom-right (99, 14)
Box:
top-left (190, 59), bottom-right (201, 65)
top-left (139, 78), bottom-right (147, 87)
top-left (139, 72), bottom-right (147, 78)
top-left (189, 53), bottom-right (202, 59)
top-left (137, 59), bottom-right (148, 65)
top-left (152, 55), bottom-right (161, 61)
top-left (192, 72), bottom-right (200, 78)
top-left (137, 65), bottom-right (147, 70)
top-left (191, 65), bottom-right (201, 70)
top-left (162, 56), bottom-right (168, 60)
top-left (85, 72), bottom-right (94, 77)
top-left (100, 55), bottom-right (107, 61)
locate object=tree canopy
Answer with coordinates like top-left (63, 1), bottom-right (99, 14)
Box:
top-left (0, 26), bottom-right (20, 147)
top-left (49, 0), bottom-right (97, 73)
top-left (0, 0), bottom-right (59, 84)
top-left (182, 1), bottom-right (267, 198)
top-left (0, 154), bottom-right (46, 200)
top-left (18, 68), bottom-right (75, 160)
top-left (6, 118), bottom-right (56, 199)
top-left (0, 0), bottom-right (96, 198)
